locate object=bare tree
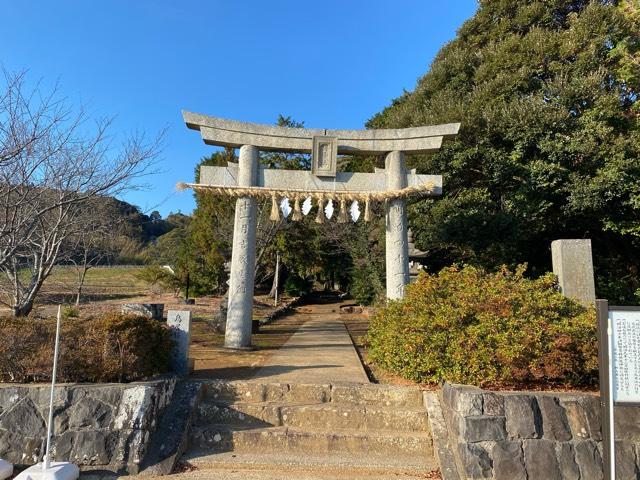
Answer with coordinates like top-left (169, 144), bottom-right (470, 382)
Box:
top-left (63, 198), bottom-right (121, 306)
top-left (0, 71), bottom-right (162, 316)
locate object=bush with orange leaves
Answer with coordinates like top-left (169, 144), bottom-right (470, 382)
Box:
top-left (367, 265), bottom-right (598, 388)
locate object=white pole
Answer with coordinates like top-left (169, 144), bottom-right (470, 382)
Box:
top-left (44, 305), bottom-right (62, 471)
top-left (607, 315), bottom-right (616, 480)
top-left (274, 252), bottom-right (280, 307)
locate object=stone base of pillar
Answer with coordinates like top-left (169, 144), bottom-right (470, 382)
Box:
top-left (223, 345), bottom-right (254, 351)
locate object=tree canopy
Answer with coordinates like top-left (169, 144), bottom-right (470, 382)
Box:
top-left (368, 0), bottom-right (640, 303)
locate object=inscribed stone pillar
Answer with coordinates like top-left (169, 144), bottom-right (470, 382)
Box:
top-left (385, 151), bottom-right (410, 299)
top-left (551, 239), bottom-right (596, 306)
top-left (167, 310), bottom-right (192, 375)
top-left (225, 145), bottom-right (258, 349)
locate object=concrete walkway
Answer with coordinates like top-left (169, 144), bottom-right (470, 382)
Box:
top-left (252, 300), bottom-right (369, 384)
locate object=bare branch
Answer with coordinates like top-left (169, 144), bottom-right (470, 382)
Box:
top-left (0, 71), bottom-right (162, 316)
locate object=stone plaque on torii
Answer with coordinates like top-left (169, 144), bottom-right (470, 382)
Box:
top-left (181, 110), bottom-right (460, 349)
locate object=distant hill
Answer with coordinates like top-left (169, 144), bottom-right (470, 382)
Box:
top-left (97, 196), bottom-right (190, 263)
top-left (103, 197), bottom-right (184, 242)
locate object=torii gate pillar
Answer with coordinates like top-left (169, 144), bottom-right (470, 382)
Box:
top-left (385, 151), bottom-right (410, 299)
top-left (225, 145), bottom-right (258, 349)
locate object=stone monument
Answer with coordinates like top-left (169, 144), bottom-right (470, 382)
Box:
top-left (182, 111), bottom-right (460, 348)
top-left (167, 310), bottom-right (192, 375)
top-left (551, 239), bottom-right (596, 306)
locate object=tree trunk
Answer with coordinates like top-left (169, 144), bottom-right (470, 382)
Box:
top-left (268, 253), bottom-right (280, 299)
top-left (268, 274), bottom-right (277, 298)
top-left (13, 299), bottom-right (34, 317)
top-left (75, 285), bottom-right (82, 306)
top-left (75, 267), bottom-right (89, 306)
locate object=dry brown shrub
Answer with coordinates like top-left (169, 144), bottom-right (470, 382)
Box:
top-left (0, 313), bottom-right (173, 383)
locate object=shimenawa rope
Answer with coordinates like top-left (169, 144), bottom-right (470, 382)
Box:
top-left (177, 181), bottom-right (436, 202)
top-left (176, 181), bottom-right (436, 222)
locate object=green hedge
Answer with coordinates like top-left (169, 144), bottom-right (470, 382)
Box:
top-left (367, 265), bottom-right (598, 388)
top-left (0, 312), bottom-right (173, 383)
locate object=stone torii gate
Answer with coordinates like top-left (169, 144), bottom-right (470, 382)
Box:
top-left (182, 111), bottom-right (460, 349)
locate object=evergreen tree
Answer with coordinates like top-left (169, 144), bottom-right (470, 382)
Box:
top-left (369, 0), bottom-right (640, 303)
top-left (176, 149), bottom-right (235, 295)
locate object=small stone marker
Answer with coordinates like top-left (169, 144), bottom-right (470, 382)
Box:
top-left (167, 310), bottom-right (192, 376)
top-left (551, 239), bottom-right (596, 306)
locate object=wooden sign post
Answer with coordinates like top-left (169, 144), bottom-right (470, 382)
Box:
top-left (596, 299), bottom-right (640, 480)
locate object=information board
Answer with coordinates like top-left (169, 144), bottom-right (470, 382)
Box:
top-left (611, 309), bottom-right (640, 404)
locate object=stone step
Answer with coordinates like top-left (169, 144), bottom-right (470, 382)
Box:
top-left (167, 464), bottom-right (439, 480)
top-left (181, 451), bottom-right (439, 477)
top-left (190, 424), bottom-right (434, 459)
top-left (155, 470), bottom-right (437, 480)
top-left (197, 401), bottom-right (430, 432)
top-left (197, 402), bottom-right (279, 428)
top-left (331, 383), bottom-right (424, 408)
top-left (281, 403), bottom-right (429, 431)
top-left (201, 380), bottom-right (424, 408)
top-left (203, 381), bottom-right (329, 405)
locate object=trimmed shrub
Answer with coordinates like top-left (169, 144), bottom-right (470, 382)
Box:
top-left (0, 312), bottom-right (173, 383)
top-left (367, 265), bottom-right (598, 388)
top-left (284, 274), bottom-right (312, 297)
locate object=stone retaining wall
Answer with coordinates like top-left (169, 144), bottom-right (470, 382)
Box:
top-left (0, 376), bottom-right (177, 475)
top-left (442, 382), bottom-right (640, 479)
top-left (259, 296), bottom-right (303, 326)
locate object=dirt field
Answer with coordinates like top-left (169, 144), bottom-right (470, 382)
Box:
top-left (0, 266), bottom-right (149, 316)
top-left (191, 300), bottom-right (306, 380)
top-left (188, 295), bottom-right (413, 386)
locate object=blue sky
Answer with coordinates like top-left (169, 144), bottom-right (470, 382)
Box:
top-left (2, 1), bottom-right (477, 216)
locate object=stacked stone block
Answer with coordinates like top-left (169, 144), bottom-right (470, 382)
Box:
top-left (442, 383), bottom-right (640, 479)
top-left (0, 377), bottom-right (176, 474)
